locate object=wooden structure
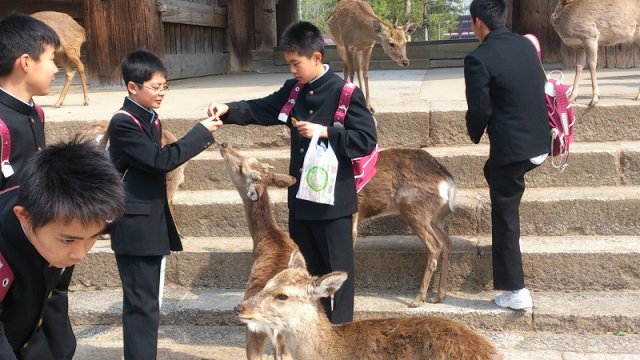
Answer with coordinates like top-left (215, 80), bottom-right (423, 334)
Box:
top-left (1, 0), bottom-right (637, 85)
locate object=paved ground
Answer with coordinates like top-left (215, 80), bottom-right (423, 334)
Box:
top-left (39, 67), bottom-right (640, 123)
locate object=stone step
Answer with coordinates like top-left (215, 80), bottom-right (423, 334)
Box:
top-left (169, 186), bottom-right (640, 237)
top-left (183, 141), bottom-right (640, 190)
top-left (74, 325), bottom-right (640, 359)
top-left (72, 235), bottom-right (640, 292)
top-left (44, 103), bottom-right (640, 148)
top-left (68, 287), bottom-right (640, 335)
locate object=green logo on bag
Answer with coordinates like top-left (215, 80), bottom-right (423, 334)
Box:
top-left (306, 166), bottom-right (328, 191)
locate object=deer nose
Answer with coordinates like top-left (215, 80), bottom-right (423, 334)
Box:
top-left (402, 59), bottom-right (409, 66)
top-left (234, 304), bottom-right (245, 315)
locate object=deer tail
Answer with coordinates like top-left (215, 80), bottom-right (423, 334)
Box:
top-left (439, 177), bottom-right (456, 212)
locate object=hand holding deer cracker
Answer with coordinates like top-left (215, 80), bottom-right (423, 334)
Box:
top-left (207, 102), bottom-right (229, 120)
top-left (293, 118), bottom-right (328, 139)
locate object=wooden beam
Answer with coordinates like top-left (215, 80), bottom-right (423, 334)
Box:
top-left (164, 53), bottom-right (230, 79)
top-left (160, 0), bottom-right (226, 29)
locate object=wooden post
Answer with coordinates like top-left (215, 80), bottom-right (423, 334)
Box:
top-left (83, 0), bottom-right (164, 86)
top-left (227, 0), bottom-right (253, 71)
top-left (276, 0), bottom-right (299, 42)
top-left (254, 0), bottom-right (277, 50)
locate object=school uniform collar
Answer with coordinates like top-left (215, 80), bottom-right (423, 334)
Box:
top-left (0, 87), bottom-right (35, 116)
top-left (122, 96), bottom-right (158, 125)
top-left (305, 65), bottom-right (333, 90)
top-left (485, 26), bottom-right (510, 41)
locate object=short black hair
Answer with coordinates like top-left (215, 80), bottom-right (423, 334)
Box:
top-left (121, 49), bottom-right (168, 85)
top-left (279, 21), bottom-right (325, 58)
top-left (17, 141), bottom-right (126, 230)
top-left (469, 0), bottom-right (508, 31)
top-left (0, 13), bottom-right (61, 77)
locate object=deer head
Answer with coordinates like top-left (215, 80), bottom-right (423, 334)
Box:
top-left (373, 21), bottom-right (418, 67)
top-left (220, 143), bottom-right (296, 202)
top-left (235, 250), bottom-right (347, 334)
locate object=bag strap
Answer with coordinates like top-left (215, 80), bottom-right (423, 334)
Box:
top-left (0, 250), bottom-right (15, 302)
top-left (33, 103), bottom-right (44, 124)
top-left (278, 81), bottom-right (304, 122)
top-left (115, 110), bottom-right (143, 132)
top-left (333, 82), bottom-right (357, 125)
top-left (0, 118), bottom-right (13, 178)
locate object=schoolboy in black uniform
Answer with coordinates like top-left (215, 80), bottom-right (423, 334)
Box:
top-left (0, 13), bottom-right (59, 190)
top-left (0, 141), bottom-right (126, 360)
top-left (0, 14), bottom-right (82, 359)
top-left (207, 21), bottom-right (377, 324)
top-left (107, 49), bottom-right (223, 359)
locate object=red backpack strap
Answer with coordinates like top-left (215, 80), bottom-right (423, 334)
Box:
top-left (278, 81), bottom-right (304, 123)
top-left (115, 110), bottom-right (143, 132)
top-left (33, 103), bottom-right (45, 124)
top-left (0, 251), bottom-right (14, 302)
top-left (333, 82), bottom-right (357, 125)
top-left (0, 118), bottom-right (13, 178)
top-left (523, 33), bottom-right (542, 62)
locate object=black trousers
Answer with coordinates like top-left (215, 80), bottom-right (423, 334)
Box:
top-left (288, 215), bottom-right (354, 324)
top-left (484, 159), bottom-right (539, 291)
top-left (115, 254), bottom-right (163, 360)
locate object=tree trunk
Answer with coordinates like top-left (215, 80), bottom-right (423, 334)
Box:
top-left (84, 0), bottom-right (163, 86)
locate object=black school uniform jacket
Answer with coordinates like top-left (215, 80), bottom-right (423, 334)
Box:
top-left (0, 188), bottom-right (75, 360)
top-left (222, 68), bottom-right (377, 220)
top-left (464, 27), bottom-right (551, 168)
top-left (108, 98), bottom-right (215, 256)
top-left (0, 89), bottom-right (45, 190)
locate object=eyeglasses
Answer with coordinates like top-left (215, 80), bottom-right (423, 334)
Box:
top-left (135, 83), bottom-right (169, 94)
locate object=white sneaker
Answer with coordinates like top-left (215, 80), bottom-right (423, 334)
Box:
top-left (494, 288), bottom-right (533, 310)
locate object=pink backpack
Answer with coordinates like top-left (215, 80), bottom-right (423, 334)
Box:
top-left (0, 104), bottom-right (45, 178)
top-left (280, 81), bottom-right (379, 192)
top-left (524, 34), bottom-right (576, 171)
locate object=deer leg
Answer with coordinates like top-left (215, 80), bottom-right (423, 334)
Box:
top-left (352, 212), bottom-right (359, 249)
top-left (429, 221), bottom-right (451, 304)
top-left (584, 39), bottom-right (600, 106)
top-left (55, 60), bottom-right (75, 108)
top-left (276, 334), bottom-right (291, 360)
top-left (71, 55), bottom-right (89, 106)
top-left (570, 47), bottom-right (586, 103)
top-left (337, 44), bottom-right (349, 81)
top-left (362, 45), bottom-right (375, 113)
top-left (246, 329), bottom-right (268, 360)
top-left (397, 201), bottom-right (443, 308)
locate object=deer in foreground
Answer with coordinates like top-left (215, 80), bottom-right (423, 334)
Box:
top-left (73, 123), bottom-right (186, 217)
top-left (550, 0), bottom-right (640, 106)
top-left (31, 11), bottom-right (89, 108)
top-left (356, 148), bottom-right (456, 307)
top-left (220, 143), bottom-right (300, 360)
top-left (235, 250), bottom-right (503, 360)
top-left (329, 0), bottom-right (417, 112)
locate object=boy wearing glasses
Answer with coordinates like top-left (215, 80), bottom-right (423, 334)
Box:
top-left (106, 49), bottom-right (223, 359)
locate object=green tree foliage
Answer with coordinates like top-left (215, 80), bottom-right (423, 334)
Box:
top-left (301, 0), bottom-right (468, 42)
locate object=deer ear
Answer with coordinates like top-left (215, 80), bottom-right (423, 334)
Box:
top-left (372, 20), bottom-right (384, 34)
top-left (247, 184), bottom-right (259, 201)
top-left (288, 250), bottom-right (307, 270)
top-left (405, 22), bottom-right (418, 35)
top-left (272, 173), bottom-right (296, 188)
top-left (312, 272), bottom-right (348, 298)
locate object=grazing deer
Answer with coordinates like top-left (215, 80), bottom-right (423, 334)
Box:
top-left (235, 250), bottom-right (503, 360)
top-left (220, 143), bottom-right (300, 360)
top-left (31, 11), bottom-right (89, 108)
top-left (329, 0), bottom-right (417, 111)
top-left (72, 123), bottom-right (186, 216)
top-left (550, 0), bottom-right (640, 106)
top-left (356, 148), bottom-right (455, 307)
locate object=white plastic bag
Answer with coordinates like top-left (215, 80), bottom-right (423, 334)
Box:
top-left (296, 125), bottom-right (338, 205)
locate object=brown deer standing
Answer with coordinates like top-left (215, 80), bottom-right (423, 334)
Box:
top-left (220, 143), bottom-right (300, 360)
top-left (550, 0), bottom-right (640, 106)
top-left (356, 148), bottom-right (455, 307)
top-left (31, 11), bottom-right (89, 108)
top-left (329, 0), bottom-right (417, 111)
top-left (235, 250), bottom-right (503, 360)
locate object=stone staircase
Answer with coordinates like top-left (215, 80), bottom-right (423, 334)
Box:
top-left (41, 70), bottom-right (640, 358)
